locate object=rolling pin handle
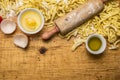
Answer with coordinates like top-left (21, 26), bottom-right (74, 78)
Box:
top-left (41, 26), bottom-right (60, 40)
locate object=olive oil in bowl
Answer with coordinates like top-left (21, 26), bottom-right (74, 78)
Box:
top-left (86, 34), bottom-right (106, 55)
top-left (88, 37), bottom-right (102, 51)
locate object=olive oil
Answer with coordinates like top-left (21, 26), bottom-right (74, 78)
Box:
top-left (88, 37), bottom-right (102, 51)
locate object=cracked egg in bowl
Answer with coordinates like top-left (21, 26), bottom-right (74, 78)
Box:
top-left (18, 8), bottom-right (44, 34)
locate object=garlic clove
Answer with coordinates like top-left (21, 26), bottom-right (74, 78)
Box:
top-left (0, 19), bottom-right (16, 34)
top-left (14, 34), bottom-right (28, 48)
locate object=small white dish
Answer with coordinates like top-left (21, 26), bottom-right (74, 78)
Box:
top-left (86, 34), bottom-right (106, 55)
top-left (17, 8), bottom-right (44, 34)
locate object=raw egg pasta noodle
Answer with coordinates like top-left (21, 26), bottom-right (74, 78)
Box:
top-left (0, 0), bottom-right (120, 50)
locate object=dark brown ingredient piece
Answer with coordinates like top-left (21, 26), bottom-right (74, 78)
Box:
top-left (39, 47), bottom-right (47, 54)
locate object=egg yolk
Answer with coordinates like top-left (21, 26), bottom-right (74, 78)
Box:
top-left (25, 18), bottom-right (37, 30)
top-left (20, 10), bottom-right (42, 32)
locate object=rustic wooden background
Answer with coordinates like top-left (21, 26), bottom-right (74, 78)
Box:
top-left (0, 26), bottom-right (120, 80)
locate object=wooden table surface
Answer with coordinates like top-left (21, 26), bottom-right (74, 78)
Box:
top-left (0, 27), bottom-right (120, 80)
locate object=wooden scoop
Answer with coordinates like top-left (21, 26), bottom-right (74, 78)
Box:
top-left (42, 0), bottom-right (108, 40)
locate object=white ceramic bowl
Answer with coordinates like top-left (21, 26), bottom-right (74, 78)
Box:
top-left (17, 8), bottom-right (44, 34)
top-left (86, 34), bottom-right (106, 55)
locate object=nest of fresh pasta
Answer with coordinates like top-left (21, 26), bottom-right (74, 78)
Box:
top-left (0, 0), bottom-right (120, 50)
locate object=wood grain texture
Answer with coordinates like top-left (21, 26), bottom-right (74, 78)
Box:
top-left (0, 28), bottom-right (120, 80)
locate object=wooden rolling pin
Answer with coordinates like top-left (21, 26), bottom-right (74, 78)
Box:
top-left (42, 0), bottom-right (108, 40)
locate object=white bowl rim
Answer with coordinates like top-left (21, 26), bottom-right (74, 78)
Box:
top-left (17, 8), bottom-right (44, 34)
top-left (86, 34), bottom-right (106, 55)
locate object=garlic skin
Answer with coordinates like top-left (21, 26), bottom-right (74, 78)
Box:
top-left (0, 19), bottom-right (16, 34)
top-left (14, 34), bottom-right (28, 48)
top-left (6, 10), bottom-right (16, 19)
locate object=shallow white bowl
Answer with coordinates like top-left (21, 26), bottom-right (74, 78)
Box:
top-left (17, 8), bottom-right (44, 34)
top-left (86, 34), bottom-right (106, 55)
